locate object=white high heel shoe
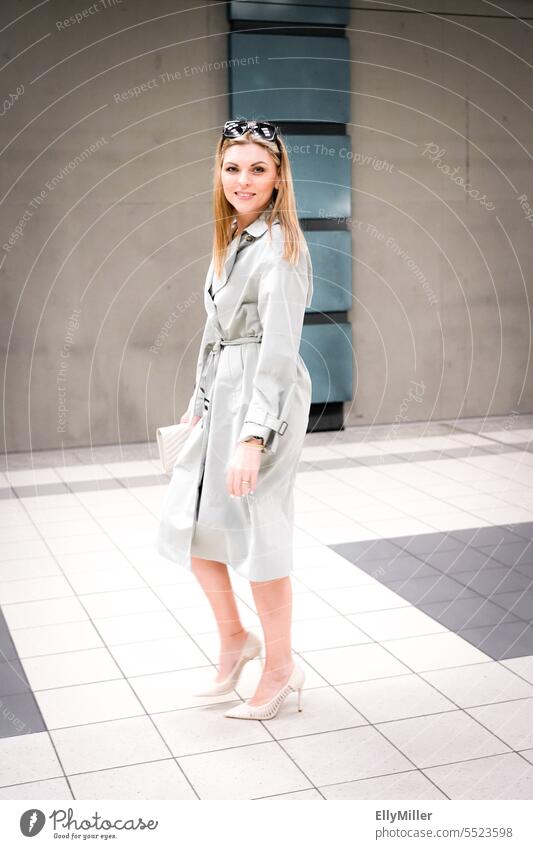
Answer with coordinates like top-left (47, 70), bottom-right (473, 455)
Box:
top-left (224, 661), bottom-right (305, 720)
top-left (192, 631), bottom-right (262, 697)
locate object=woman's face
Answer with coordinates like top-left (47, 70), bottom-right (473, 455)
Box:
top-left (221, 141), bottom-right (280, 217)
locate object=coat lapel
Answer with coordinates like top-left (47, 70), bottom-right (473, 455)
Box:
top-left (208, 208), bottom-right (276, 299)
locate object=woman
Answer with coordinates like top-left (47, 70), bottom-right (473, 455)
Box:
top-left (157, 119), bottom-right (313, 720)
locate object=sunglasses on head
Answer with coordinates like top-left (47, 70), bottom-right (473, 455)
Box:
top-left (222, 120), bottom-right (279, 143)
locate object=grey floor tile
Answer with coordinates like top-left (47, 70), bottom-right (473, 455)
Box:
top-left (0, 692), bottom-right (45, 738)
top-left (387, 532), bottom-right (466, 555)
top-left (452, 527), bottom-right (524, 547)
top-left (512, 522), bottom-right (533, 542)
top-left (386, 574), bottom-right (478, 606)
top-left (376, 557), bottom-right (444, 583)
top-left (0, 659), bottom-right (30, 696)
top-left (477, 542), bottom-right (533, 568)
top-left (453, 567), bottom-right (532, 595)
top-left (423, 548), bottom-right (497, 574)
top-left (490, 590), bottom-right (533, 621)
top-left (459, 621), bottom-right (533, 660)
top-left (0, 631), bottom-right (18, 661)
top-left (418, 597), bottom-right (520, 631)
top-left (332, 539), bottom-right (406, 563)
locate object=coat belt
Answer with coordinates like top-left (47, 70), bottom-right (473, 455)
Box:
top-left (199, 334), bottom-right (263, 412)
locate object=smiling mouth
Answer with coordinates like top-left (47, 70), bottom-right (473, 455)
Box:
top-left (235, 192), bottom-right (255, 198)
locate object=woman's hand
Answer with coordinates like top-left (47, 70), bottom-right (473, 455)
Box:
top-left (226, 439), bottom-right (264, 497)
top-left (180, 411), bottom-right (201, 427)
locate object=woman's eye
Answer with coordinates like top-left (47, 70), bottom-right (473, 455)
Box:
top-left (225, 167), bottom-right (265, 173)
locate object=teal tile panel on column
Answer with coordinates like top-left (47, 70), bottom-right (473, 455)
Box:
top-left (229, 0), bottom-right (349, 25)
top-left (283, 134), bottom-right (352, 220)
top-left (301, 323), bottom-right (353, 404)
top-left (305, 231), bottom-right (352, 313)
top-left (229, 33), bottom-right (349, 123)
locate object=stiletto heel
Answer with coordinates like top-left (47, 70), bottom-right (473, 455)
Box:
top-left (192, 631), bottom-right (262, 697)
top-left (224, 661), bottom-right (305, 720)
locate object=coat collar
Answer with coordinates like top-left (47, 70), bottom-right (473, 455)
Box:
top-left (208, 205), bottom-right (279, 299)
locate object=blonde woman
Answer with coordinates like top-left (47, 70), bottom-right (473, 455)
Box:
top-left (158, 119), bottom-right (313, 720)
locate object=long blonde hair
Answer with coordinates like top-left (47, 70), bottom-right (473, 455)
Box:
top-left (211, 127), bottom-right (305, 279)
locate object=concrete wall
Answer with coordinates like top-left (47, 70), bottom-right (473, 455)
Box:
top-left (1, 0), bottom-right (531, 451)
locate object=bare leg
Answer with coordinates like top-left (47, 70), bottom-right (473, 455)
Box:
top-left (248, 576), bottom-right (294, 706)
top-left (191, 555), bottom-right (249, 682)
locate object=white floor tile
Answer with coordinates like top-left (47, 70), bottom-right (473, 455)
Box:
top-left (421, 662), bottom-right (533, 708)
top-left (321, 769), bottom-right (446, 799)
top-left (466, 698), bottom-right (533, 750)
top-left (0, 777), bottom-right (73, 799)
top-left (3, 596), bottom-right (88, 630)
top-left (11, 621), bottom-right (104, 658)
top-left (22, 647), bottom-right (122, 690)
top-left (0, 732), bottom-right (63, 787)
top-left (0, 575), bottom-right (74, 604)
top-left (52, 715), bottom-right (170, 774)
top-left (382, 632), bottom-right (491, 672)
top-left (301, 642), bottom-right (411, 685)
top-left (281, 726), bottom-right (412, 786)
top-left (424, 752), bottom-right (533, 799)
top-left (93, 610), bottom-right (187, 646)
top-left (378, 710), bottom-right (510, 768)
top-left (109, 635), bottom-right (208, 677)
top-left (178, 741), bottom-right (312, 799)
top-left (348, 606), bottom-right (447, 641)
top-left (35, 679), bottom-right (145, 729)
top-left (152, 704), bottom-right (271, 757)
top-left (338, 672), bottom-right (456, 723)
top-left (69, 759), bottom-right (196, 799)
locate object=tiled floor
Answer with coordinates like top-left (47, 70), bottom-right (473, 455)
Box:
top-left (0, 415), bottom-right (533, 800)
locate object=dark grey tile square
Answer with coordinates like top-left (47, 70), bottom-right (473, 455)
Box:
top-left (0, 488), bottom-right (17, 500)
top-left (0, 659), bottom-right (30, 696)
top-left (505, 522), bottom-right (533, 542)
top-left (513, 560), bottom-right (533, 580)
top-left (0, 692), bottom-right (45, 738)
top-left (386, 574), bottom-right (477, 606)
top-left (450, 526), bottom-right (525, 547)
top-left (477, 541), bottom-right (533, 568)
top-left (67, 478), bottom-right (122, 493)
top-left (387, 532), bottom-right (466, 555)
top-left (368, 554), bottom-right (439, 583)
top-left (490, 589), bottom-right (533, 621)
top-left (390, 450), bottom-right (444, 462)
top-left (458, 621), bottom-right (533, 660)
top-left (453, 567), bottom-right (532, 595)
top-left (352, 454), bottom-right (404, 467)
top-left (423, 548), bottom-right (495, 574)
top-left (333, 539), bottom-right (404, 563)
top-left (419, 596), bottom-right (520, 630)
top-left (0, 630), bottom-right (18, 660)
top-left (11, 482), bottom-right (70, 498)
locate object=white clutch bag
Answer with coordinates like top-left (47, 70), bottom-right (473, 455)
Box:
top-left (156, 421), bottom-right (193, 474)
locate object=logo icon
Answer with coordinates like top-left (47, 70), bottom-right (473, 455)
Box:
top-left (20, 809), bottom-right (46, 837)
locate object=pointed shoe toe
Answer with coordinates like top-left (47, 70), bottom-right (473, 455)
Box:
top-left (192, 631), bottom-right (262, 698)
top-left (224, 662), bottom-right (306, 720)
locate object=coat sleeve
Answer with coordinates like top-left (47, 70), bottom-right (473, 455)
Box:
top-left (237, 240), bottom-right (312, 455)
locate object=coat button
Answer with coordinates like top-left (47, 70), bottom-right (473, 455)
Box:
top-left (245, 234), bottom-right (254, 242)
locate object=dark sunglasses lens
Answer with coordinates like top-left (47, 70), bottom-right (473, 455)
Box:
top-left (255, 123), bottom-right (276, 140)
top-left (223, 120), bottom-right (246, 137)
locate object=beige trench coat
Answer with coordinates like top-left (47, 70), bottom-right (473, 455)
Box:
top-left (156, 207), bottom-right (313, 581)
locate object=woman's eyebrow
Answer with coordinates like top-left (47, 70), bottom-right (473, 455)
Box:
top-left (225, 161), bottom-right (268, 166)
